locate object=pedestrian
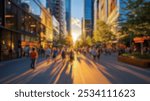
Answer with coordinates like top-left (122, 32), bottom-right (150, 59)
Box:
top-left (91, 48), bottom-right (97, 60)
top-left (45, 47), bottom-right (51, 64)
top-left (30, 48), bottom-right (38, 69)
top-left (24, 45), bottom-right (30, 57)
top-left (97, 48), bottom-right (101, 60)
top-left (41, 47), bottom-right (45, 58)
top-left (61, 48), bottom-right (66, 60)
top-left (52, 48), bottom-right (58, 62)
top-left (69, 49), bottom-right (75, 67)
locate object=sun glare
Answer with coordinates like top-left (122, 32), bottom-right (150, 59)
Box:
top-left (72, 32), bottom-right (79, 43)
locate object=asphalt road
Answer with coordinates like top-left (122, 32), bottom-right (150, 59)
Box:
top-left (0, 53), bottom-right (150, 84)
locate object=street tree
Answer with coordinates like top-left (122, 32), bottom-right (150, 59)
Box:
top-left (85, 36), bottom-right (93, 46)
top-left (119, 0), bottom-right (150, 36)
top-left (75, 39), bottom-right (83, 48)
top-left (119, 0), bottom-right (150, 54)
top-left (65, 34), bottom-right (73, 47)
top-left (93, 20), bottom-right (113, 44)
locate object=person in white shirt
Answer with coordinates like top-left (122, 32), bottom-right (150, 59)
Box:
top-left (45, 47), bottom-right (51, 64)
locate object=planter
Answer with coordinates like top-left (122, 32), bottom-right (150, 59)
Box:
top-left (118, 56), bottom-right (150, 68)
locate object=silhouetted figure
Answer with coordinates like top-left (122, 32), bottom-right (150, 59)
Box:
top-left (61, 49), bottom-right (66, 60)
top-left (69, 49), bottom-right (75, 67)
top-left (97, 48), bottom-right (101, 60)
top-left (52, 48), bottom-right (58, 62)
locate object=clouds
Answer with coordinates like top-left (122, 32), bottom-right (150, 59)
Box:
top-left (71, 17), bottom-right (81, 28)
top-left (71, 17), bottom-right (82, 42)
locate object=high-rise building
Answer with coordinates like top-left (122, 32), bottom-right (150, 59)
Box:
top-left (52, 16), bottom-right (60, 45)
top-left (65, 0), bottom-right (71, 34)
top-left (94, 0), bottom-right (120, 35)
top-left (47, 0), bottom-right (65, 38)
top-left (93, 0), bottom-right (100, 32)
top-left (0, 0), bottom-right (53, 61)
top-left (84, 0), bottom-right (94, 37)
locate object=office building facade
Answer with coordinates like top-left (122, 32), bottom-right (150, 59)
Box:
top-left (95, 0), bottom-right (120, 34)
top-left (84, 0), bottom-right (94, 37)
top-left (0, 0), bottom-right (53, 61)
top-left (65, 0), bottom-right (71, 34)
top-left (47, 0), bottom-right (65, 38)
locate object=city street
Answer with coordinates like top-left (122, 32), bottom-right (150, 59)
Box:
top-left (0, 53), bottom-right (150, 84)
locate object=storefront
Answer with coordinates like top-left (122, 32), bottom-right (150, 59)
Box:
top-left (0, 0), bottom-right (53, 61)
top-left (0, 27), bottom-right (19, 61)
top-left (0, 26), bottom-right (41, 61)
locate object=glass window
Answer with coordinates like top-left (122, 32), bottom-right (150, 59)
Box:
top-left (11, 32), bottom-right (18, 59)
top-left (5, 0), bottom-right (17, 29)
top-left (0, 29), bottom-right (19, 60)
top-left (0, 0), bottom-right (5, 26)
top-left (37, 0), bottom-right (47, 8)
top-left (85, 0), bottom-right (92, 20)
top-left (20, 0), bottom-right (41, 16)
top-left (0, 29), bottom-right (12, 60)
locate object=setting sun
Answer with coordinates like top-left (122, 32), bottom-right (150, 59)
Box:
top-left (72, 32), bottom-right (79, 43)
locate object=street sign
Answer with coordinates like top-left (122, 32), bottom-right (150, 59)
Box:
top-left (133, 37), bottom-right (144, 43)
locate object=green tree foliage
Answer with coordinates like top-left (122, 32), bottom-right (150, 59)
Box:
top-left (65, 34), bottom-right (73, 47)
top-left (75, 39), bottom-right (83, 48)
top-left (120, 0), bottom-right (150, 36)
top-left (85, 36), bottom-right (93, 46)
top-left (93, 20), bottom-right (114, 43)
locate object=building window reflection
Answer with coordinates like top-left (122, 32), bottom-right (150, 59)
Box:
top-left (0, 0), bottom-right (53, 61)
top-left (0, 29), bottom-right (18, 61)
top-left (20, 0), bottom-right (41, 16)
top-left (5, 0), bottom-right (17, 29)
top-left (0, 0), bottom-right (4, 25)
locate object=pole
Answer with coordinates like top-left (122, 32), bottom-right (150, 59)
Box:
top-left (141, 42), bottom-right (143, 55)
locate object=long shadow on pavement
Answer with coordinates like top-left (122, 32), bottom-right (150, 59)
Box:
top-left (54, 61), bottom-right (73, 84)
top-left (97, 55), bottom-right (150, 84)
top-left (0, 57), bottom-right (46, 83)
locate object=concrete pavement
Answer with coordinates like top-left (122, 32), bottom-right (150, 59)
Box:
top-left (0, 53), bottom-right (150, 84)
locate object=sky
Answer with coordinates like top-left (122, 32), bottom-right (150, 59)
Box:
top-left (71, 0), bottom-right (84, 43)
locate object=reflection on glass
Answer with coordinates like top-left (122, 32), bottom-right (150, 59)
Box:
top-left (0, 0), bottom-right (4, 25)
top-left (5, 0), bottom-right (17, 29)
top-left (20, 0), bottom-right (41, 16)
top-left (37, 0), bottom-right (47, 8)
top-left (1, 30), bottom-right (11, 60)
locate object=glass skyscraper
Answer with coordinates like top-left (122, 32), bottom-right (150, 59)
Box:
top-left (84, 0), bottom-right (93, 20)
top-left (84, 0), bottom-right (94, 37)
top-left (65, 0), bottom-right (71, 34)
top-left (47, 0), bottom-right (65, 36)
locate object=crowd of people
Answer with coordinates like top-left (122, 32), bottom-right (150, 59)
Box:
top-left (118, 46), bottom-right (150, 55)
top-left (23, 44), bottom-right (150, 69)
top-left (25, 45), bottom-right (75, 69)
top-left (76, 47), bottom-right (116, 61)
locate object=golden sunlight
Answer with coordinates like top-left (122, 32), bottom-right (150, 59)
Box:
top-left (72, 32), bottom-right (79, 43)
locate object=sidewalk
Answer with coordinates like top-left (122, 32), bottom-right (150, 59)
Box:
top-left (0, 56), bottom-right (47, 82)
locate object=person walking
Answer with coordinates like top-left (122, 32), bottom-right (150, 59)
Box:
top-left (61, 48), bottom-right (66, 60)
top-left (24, 45), bottom-right (30, 57)
top-left (45, 47), bottom-right (51, 64)
top-left (30, 48), bottom-right (38, 69)
top-left (91, 48), bottom-right (97, 60)
top-left (40, 46), bottom-right (45, 58)
top-left (97, 48), bottom-right (101, 61)
top-left (52, 48), bottom-right (58, 62)
top-left (69, 49), bottom-right (75, 67)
